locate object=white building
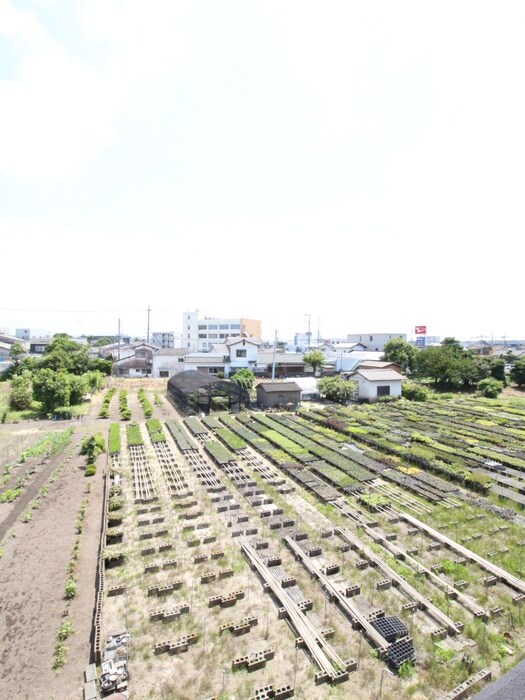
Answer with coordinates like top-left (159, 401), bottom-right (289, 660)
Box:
top-left (182, 311), bottom-right (261, 351)
top-left (152, 348), bottom-right (187, 378)
top-left (152, 332), bottom-right (174, 349)
top-left (227, 338), bottom-right (259, 375)
top-left (346, 333), bottom-right (406, 352)
top-left (354, 368), bottom-right (402, 402)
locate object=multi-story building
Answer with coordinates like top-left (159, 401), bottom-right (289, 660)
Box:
top-left (346, 333), bottom-right (406, 352)
top-left (152, 332), bottom-right (175, 349)
top-left (182, 311), bottom-right (261, 351)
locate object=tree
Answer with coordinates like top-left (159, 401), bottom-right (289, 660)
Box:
top-left (32, 369), bottom-right (71, 413)
top-left (511, 358), bottom-right (525, 388)
top-left (10, 341), bottom-right (26, 369)
top-left (382, 338), bottom-right (416, 372)
top-left (9, 370), bottom-right (33, 410)
top-left (40, 333), bottom-right (90, 375)
top-left (230, 368), bottom-right (255, 390)
top-left (317, 376), bottom-right (357, 403)
top-left (303, 351), bottom-right (325, 374)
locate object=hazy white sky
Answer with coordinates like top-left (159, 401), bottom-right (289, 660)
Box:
top-left (1, 0), bottom-right (523, 343)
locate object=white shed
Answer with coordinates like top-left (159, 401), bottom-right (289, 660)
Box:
top-left (354, 368), bottom-right (402, 402)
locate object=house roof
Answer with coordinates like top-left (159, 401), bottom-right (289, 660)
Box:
top-left (356, 369), bottom-right (403, 382)
top-left (113, 357), bottom-right (151, 369)
top-left (155, 348), bottom-right (187, 356)
top-left (257, 352), bottom-right (305, 365)
top-left (257, 381), bottom-right (302, 393)
top-left (359, 361), bottom-right (401, 370)
top-left (332, 342), bottom-right (367, 350)
top-left (184, 354), bottom-right (226, 365)
top-left (226, 337), bottom-right (260, 347)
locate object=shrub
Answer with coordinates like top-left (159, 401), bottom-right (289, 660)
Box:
top-left (80, 433), bottom-right (106, 461)
top-left (477, 377), bottom-right (504, 398)
top-left (85, 465), bottom-right (96, 477)
top-left (402, 383), bottom-right (430, 402)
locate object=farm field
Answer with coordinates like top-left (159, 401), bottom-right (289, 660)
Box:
top-left (1, 381), bottom-right (525, 699)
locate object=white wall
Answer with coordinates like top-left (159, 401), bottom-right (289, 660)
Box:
top-left (228, 339), bottom-right (258, 376)
top-left (357, 376), bottom-right (402, 401)
top-left (347, 333), bottom-right (406, 352)
top-left (152, 354), bottom-right (186, 378)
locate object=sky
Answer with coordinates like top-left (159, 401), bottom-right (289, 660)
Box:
top-left (1, 0), bottom-right (524, 344)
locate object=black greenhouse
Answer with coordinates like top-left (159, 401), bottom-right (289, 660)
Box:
top-left (167, 370), bottom-right (250, 415)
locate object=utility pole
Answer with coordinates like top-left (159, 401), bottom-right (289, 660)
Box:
top-left (305, 313), bottom-right (311, 347)
top-left (271, 330), bottom-right (278, 380)
top-left (118, 318), bottom-right (121, 362)
top-left (147, 305), bottom-right (151, 343)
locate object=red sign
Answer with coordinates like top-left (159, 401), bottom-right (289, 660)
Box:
top-left (415, 325), bottom-right (427, 335)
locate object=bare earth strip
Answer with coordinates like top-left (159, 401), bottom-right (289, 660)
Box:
top-left (0, 432), bottom-right (104, 700)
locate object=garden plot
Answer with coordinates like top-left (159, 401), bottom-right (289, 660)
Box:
top-left (92, 392), bottom-right (525, 699)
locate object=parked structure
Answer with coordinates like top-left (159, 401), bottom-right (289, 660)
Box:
top-left (182, 311), bottom-right (261, 351)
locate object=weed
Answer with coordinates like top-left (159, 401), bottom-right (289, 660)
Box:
top-left (64, 579), bottom-right (77, 599)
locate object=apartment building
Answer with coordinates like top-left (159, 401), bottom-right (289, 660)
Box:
top-left (182, 311), bottom-right (261, 351)
top-left (152, 331), bottom-right (175, 349)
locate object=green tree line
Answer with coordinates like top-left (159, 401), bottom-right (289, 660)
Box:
top-left (2, 334), bottom-right (111, 414)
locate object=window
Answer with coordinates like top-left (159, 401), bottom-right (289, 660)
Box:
top-left (198, 334), bottom-right (207, 338)
top-left (136, 349), bottom-right (146, 358)
top-left (209, 333), bottom-right (217, 339)
top-left (377, 385), bottom-right (390, 397)
top-left (198, 324), bottom-right (207, 330)
top-left (178, 357), bottom-right (184, 363)
top-left (187, 325), bottom-right (190, 330)
top-left (220, 333), bottom-right (226, 338)
top-left (369, 335), bottom-right (373, 342)
top-left (219, 324), bottom-right (229, 329)
top-left (236, 349), bottom-right (247, 357)
top-left (187, 333), bottom-right (190, 339)
top-left (159, 370), bottom-right (169, 377)
top-left (231, 324), bottom-right (240, 329)
top-left (208, 324), bottom-right (218, 330)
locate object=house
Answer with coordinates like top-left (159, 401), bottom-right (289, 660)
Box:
top-left (29, 337), bottom-right (53, 354)
top-left (353, 369), bottom-right (403, 402)
top-left (227, 337), bottom-right (259, 375)
top-left (346, 333), bottom-right (407, 352)
top-left (111, 342), bottom-right (157, 377)
top-left (182, 352), bottom-right (227, 376)
top-left (0, 341), bottom-right (12, 367)
top-left (255, 351), bottom-right (306, 378)
top-left (256, 381), bottom-right (302, 409)
top-left (152, 348), bottom-right (187, 378)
